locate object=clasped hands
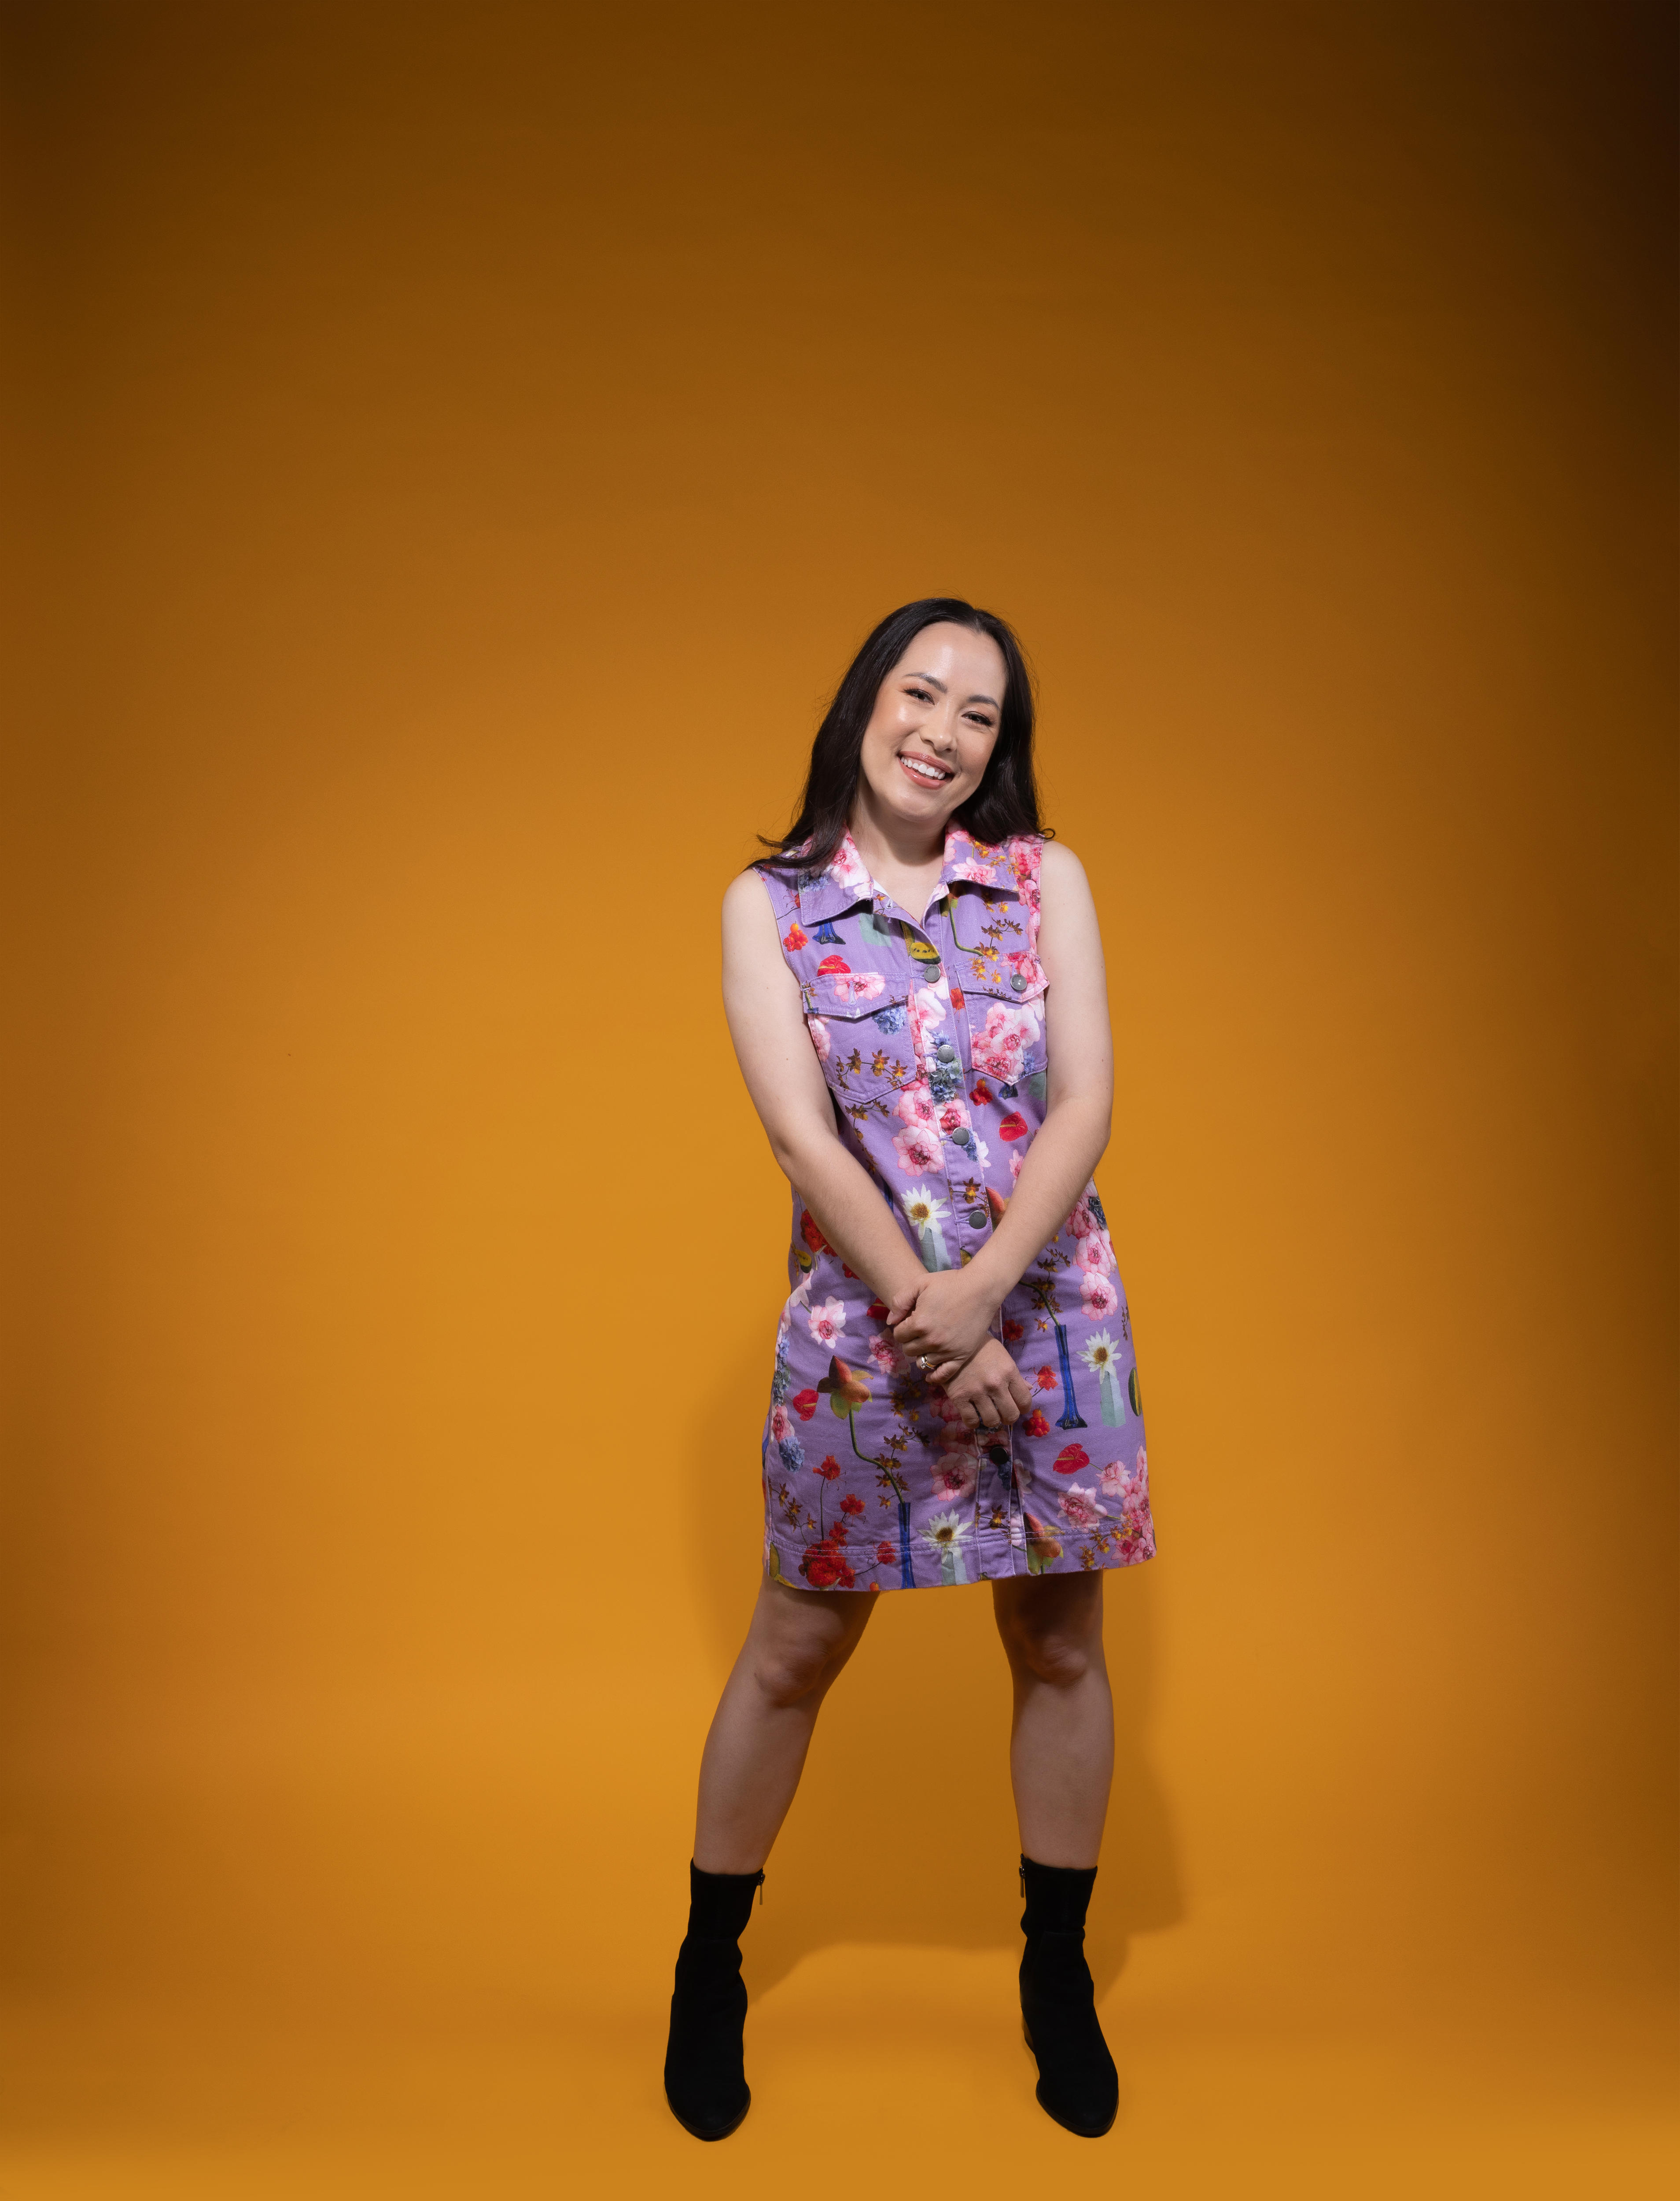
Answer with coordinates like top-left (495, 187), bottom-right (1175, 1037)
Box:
top-left (885, 1269), bottom-right (1033, 1434)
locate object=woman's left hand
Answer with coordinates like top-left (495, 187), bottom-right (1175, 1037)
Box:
top-left (886, 1270), bottom-right (1002, 1385)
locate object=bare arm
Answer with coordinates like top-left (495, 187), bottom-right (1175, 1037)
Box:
top-left (721, 869), bottom-right (928, 1311)
top-left (888, 839), bottom-right (1114, 1374)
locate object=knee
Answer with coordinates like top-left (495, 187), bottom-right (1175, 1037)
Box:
top-left (1005, 1626), bottom-right (1093, 1689)
top-left (750, 1643), bottom-right (834, 1710)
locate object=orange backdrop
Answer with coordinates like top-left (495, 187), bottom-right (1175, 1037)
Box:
top-left (3, 3), bottom-right (1675, 2194)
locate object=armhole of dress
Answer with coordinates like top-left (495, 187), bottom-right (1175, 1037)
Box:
top-left (1021, 835), bottom-right (1044, 957)
top-left (752, 862), bottom-right (801, 965)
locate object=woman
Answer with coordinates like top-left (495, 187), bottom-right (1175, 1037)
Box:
top-left (664, 599), bottom-right (1154, 2142)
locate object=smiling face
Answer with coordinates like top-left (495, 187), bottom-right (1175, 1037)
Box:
top-left (854, 621), bottom-right (1008, 836)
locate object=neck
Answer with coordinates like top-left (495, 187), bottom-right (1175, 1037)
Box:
top-left (848, 786), bottom-right (951, 877)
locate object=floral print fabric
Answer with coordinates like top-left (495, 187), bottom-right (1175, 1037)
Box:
top-left (757, 826), bottom-right (1155, 1594)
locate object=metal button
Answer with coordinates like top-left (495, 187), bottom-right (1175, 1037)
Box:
top-left (967, 1207), bottom-right (988, 1227)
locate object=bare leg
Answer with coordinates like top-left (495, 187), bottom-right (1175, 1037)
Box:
top-left (693, 1572), bottom-right (875, 1874)
top-left (991, 1572), bottom-right (1113, 1867)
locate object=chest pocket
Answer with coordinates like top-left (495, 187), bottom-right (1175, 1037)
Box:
top-left (963, 970), bottom-right (1049, 1097)
top-left (805, 982), bottom-right (918, 1112)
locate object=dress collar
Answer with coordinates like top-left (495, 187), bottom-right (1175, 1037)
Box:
top-left (789, 824), bottom-right (1014, 925)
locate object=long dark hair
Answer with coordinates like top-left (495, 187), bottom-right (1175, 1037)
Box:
top-left (757, 598), bottom-right (1046, 875)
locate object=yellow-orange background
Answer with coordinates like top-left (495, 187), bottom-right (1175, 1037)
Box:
top-left (2, 3), bottom-right (1675, 2194)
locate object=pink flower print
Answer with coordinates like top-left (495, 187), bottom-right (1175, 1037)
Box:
top-left (807, 1296), bottom-right (847, 1348)
top-left (1058, 1483), bottom-right (1107, 1530)
top-left (1066, 1196), bottom-right (1095, 1239)
top-left (1005, 950), bottom-right (1044, 991)
top-left (806, 1016), bottom-right (832, 1062)
top-left (971, 1003), bottom-right (1036, 1083)
top-left (907, 984), bottom-right (947, 1062)
top-left (1100, 1456), bottom-right (1140, 1502)
top-left (1135, 1444), bottom-right (1147, 1481)
top-left (931, 1451), bottom-right (977, 1504)
top-left (896, 1081), bottom-right (939, 1127)
top-left (934, 1094), bottom-right (971, 1136)
top-left (950, 858), bottom-right (999, 884)
top-left (1080, 1272), bottom-right (1119, 1320)
top-left (832, 970), bottom-right (885, 1004)
top-left (866, 1332), bottom-right (899, 1375)
top-left (1009, 841), bottom-right (1042, 919)
top-left (829, 835), bottom-right (873, 894)
top-left (1075, 1231), bottom-right (1114, 1277)
top-left (770, 1405), bottom-right (792, 1444)
top-left (892, 1121), bottom-right (944, 1174)
top-left (1009, 1149), bottom-right (1024, 1183)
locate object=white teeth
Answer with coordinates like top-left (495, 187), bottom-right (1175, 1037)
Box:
top-left (902, 755), bottom-right (952, 783)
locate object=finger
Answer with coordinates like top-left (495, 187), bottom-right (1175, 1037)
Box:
top-left (1007, 1373), bottom-right (1032, 1412)
top-left (988, 1390), bottom-right (1021, 1428)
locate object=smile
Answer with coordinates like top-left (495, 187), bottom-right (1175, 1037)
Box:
top-left (899, 752), bottom-right (955, 787)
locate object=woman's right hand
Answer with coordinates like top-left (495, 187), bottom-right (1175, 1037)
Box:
top-left (940, 1340), bottom-right (1033, 1432)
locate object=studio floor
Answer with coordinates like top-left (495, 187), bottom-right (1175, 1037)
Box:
top-left (0, 1946), bottom-right (1672, 2201)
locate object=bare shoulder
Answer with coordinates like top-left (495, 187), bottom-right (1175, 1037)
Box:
top-left (722, 865), bottom-right (775, 928)
top-left (1037, 838), bottom-right (1094, 904)
top-left (722, 865), bottom-right (792, 985)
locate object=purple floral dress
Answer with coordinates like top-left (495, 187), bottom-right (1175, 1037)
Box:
top-left (755, 826), bottom-right (1155, 1593)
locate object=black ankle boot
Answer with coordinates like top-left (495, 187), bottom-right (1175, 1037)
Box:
top-left (663, 1860), bottom-right (764, 2140)
top-left (1019, 1855), bottom-right (1119, 2138)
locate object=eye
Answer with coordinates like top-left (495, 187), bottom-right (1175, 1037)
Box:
top-left (964, 710), bottom-right (995, 729)
top-left (905, 684), bottom-right (936, 703)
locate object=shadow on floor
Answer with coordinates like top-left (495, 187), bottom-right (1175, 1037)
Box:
top-left (684, 1325), bottom-right (1184, 2003)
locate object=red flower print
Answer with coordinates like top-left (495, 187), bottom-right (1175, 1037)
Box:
top-left (816, 953), bottom-right (851, 975)
top-left (949, 986), bottom-right (965, 1008)
top-left (998, 1111), bottom-right (1028, 1141)
top-left (842, 1262), bottom-right (858, 1278)
top-left (1034, 1367), bottom-right (1058, 1392)
top-left (1024, 1409), bottom-right (1050, 1438)
top-left (867, 1297), bottom-right (890, 1321)
top-left (800, 1210), bottom-right (831, 1254)
top-left (876, 1541), bottom-right (897, 1566)
top-left (840, 1494), bottom-right (866, 1518)
top-left (1053, 1443), bottom-right (1090, 1476)
top-left (783, 924), bottom-right (809, 951)
top-left (1003, 1318), bottom-right (1024, 1342)
top-left (970, 1078), bottom-right (995, 1106)
top-left (799, 1538), bottom-right (855, 1591)
top-left (812, 1454), bottom-right (842, 1481)
top-left (791, 1389), bottom-right (818, 1422)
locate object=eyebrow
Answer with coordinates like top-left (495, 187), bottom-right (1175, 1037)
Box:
top-left (905, 670), bottom-right (1001, 709)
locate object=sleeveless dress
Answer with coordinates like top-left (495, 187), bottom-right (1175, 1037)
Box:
top-left (755, 825), bottom-right (1155, 1593)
